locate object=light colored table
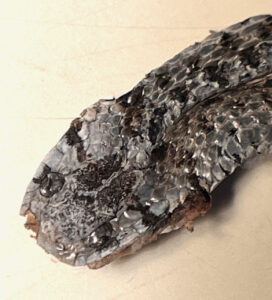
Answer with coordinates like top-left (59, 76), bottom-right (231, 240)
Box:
top-left (1, 1), bottom-right (271, 299)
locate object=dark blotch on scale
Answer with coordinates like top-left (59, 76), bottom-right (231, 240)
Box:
top-left (32, 164), bottom-right (51, 184)
top-left (156, 73), bottom-right (171, 90)
top-left (169, 85), bottom-right (189, 103)
top-left (65, 118), bottom-right (83, 146)
top-left (75, 155), bottom-right (122, 191)
top-left (117, 86), bottom-right (144, 108)
top-left (239, 46), bottom-right (260, 69)
top-left (149, 118), bottom-right (160, 145)
top-left (73, 193), bottom-right (95, 207)
top-left (151, 142), bottom-right (168, 163)
top-left (220, 32), bottom-right (238, 49)
top-left (257, 16), bottom-right (272, 40)
top-left (154, 105), bottom-right (167, 116)
top-left (203, 62), bottom-right (229, 87)
top-left (264, 79), bottom-right (272, 88)
top-left (120, 86), bottom-right (146, 136)
top-left (184, 55), bottom-right (201, 74)
top-left (66, 127), bottom-right (81, 145)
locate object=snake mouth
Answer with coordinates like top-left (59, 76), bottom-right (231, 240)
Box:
top-left (22, 189), bottom-right (211, 269)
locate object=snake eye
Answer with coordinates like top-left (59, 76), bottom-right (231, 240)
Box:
top-left (39, 172), bottom-right (65, 197)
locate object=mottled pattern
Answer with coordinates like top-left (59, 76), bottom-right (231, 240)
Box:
top-left (20, 15), bottom-right (272, 268)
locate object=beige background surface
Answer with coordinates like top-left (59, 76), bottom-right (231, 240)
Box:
top-left (0, 1), bottom-right (272, 299)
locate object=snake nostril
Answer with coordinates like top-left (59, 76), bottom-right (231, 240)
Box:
top-left (40, 172), bottom-right (65, 197)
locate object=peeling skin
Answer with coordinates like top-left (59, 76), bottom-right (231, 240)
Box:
top-left (21, 15), bottom-right (272, 268)
top-left (24, 211), bottom-right (40, 236)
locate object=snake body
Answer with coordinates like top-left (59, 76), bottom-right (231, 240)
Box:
top-left (20, 15), bottom-right (272, 268)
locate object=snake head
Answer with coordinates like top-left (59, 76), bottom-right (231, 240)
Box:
top-left (20, 14), bottom-right (272, 268)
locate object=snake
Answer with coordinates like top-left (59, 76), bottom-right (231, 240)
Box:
top-left (20, 14), bottom-right (272, 268)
